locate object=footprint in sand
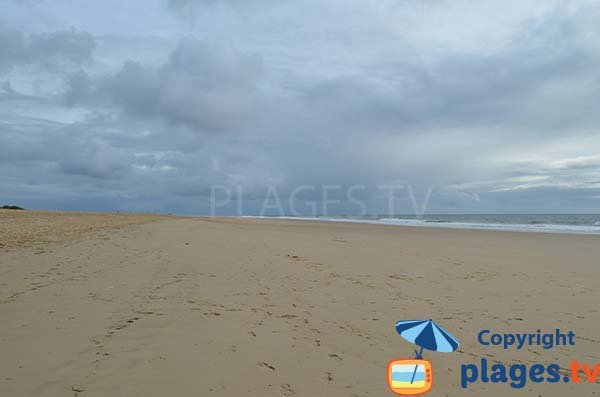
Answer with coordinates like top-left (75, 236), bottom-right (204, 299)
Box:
top-left (280, 383), bottom-right (295, 396)
top-left (287, 254), bottom-right (308, 262)
top-left (306, 263), bottom-right (324, 271)
top-left (258, 361), bottom-right (276, 371)
top-left (463, 271), bottom-right (498, 281)
top-left (388, 274), bottom-right (414, 282)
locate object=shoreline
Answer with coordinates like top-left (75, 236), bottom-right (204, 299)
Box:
top-left (235, 215), bottom-right (600, 236)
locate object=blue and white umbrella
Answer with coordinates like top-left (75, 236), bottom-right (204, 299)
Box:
top-left (395, 319), bottom-right (460, 384)
top-left (395, 319), bottom-right (459, 355)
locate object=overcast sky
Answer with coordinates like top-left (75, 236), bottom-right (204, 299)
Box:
top-left (2, 0), bottom-right (600, 215)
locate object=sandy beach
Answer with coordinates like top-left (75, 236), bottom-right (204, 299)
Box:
top-left (1, 211), bottom-right (599, 396)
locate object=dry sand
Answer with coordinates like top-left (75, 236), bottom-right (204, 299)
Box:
top-left (1, 213), bottom-right (599, 396)
top-left (0, 210), bottom-right (168, 250)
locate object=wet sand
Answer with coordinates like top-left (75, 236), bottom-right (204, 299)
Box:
top-left (1, 213), bottom-right (599, 396)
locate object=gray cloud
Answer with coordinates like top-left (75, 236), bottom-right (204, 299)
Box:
top-left (0, 25), bottom-right (95, 72)
top-left (167, 0), bottom-right (280, 10)
top-left (1, 0), bottom-right (600, 214)
top-left (65, 38), bottom-right (263, 132)
top-left (298, 4), bottom-right (600, 138)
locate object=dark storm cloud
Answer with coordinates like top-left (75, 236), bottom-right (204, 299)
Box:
top-left (0, 25), bottom-right (95, 72)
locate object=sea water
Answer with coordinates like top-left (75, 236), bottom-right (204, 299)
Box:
top-left (259, 214), bottom-right (600, 235)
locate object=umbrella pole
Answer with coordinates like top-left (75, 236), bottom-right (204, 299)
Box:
top-left (410, 346), bottom-right (424, 384)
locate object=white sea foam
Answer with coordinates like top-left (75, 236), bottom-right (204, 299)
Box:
top-left (242, 216), bottom-right (600, 235)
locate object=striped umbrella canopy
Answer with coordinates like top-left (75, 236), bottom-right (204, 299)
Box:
top-left (395, 319), bottom-right (459, 356)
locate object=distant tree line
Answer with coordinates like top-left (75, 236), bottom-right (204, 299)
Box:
top-left (1, 205), bottom-right (25, 210)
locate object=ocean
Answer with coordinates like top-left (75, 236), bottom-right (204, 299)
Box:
top-left (258, 214), bottom-right (600, 235)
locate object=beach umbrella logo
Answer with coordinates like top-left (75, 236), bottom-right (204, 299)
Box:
top-left (387, 319), bottom-right (460, 396)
